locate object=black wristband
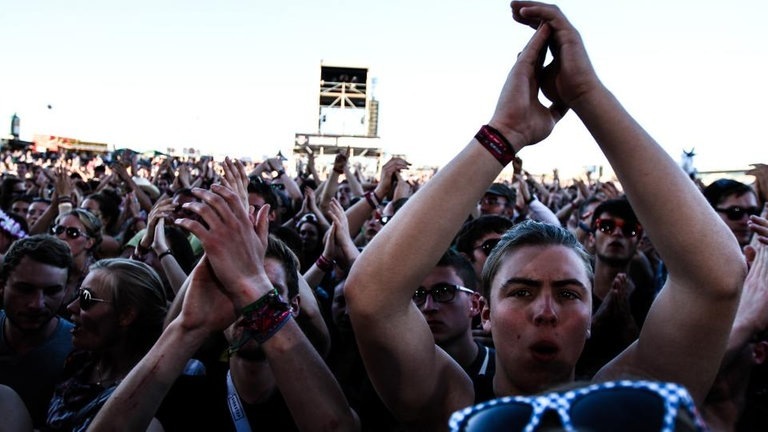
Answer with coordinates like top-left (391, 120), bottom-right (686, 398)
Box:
top-left (158, 250), bottom-right (173, 260)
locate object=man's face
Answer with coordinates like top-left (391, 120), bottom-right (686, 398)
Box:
top-left (479, 193), bottom-right (509, 217)
top-left (468, 233), bottom-right (503, 279)
top-left (592, 213), bottom-right (641, 265)
top-left (485, 245), bottom-right (591, 394)
top-left (364, 202), bottom-right (395, 242)
top-left (10, 200), bottom-right (29, 218)
top-left (248, 192), bottom-right (276, 222)
top-left (716, 193), bottom-right (759, 247)
top-left (1, 256), bottom-right (69, 333)
top-left (416, 266), bottom-right (478, 346)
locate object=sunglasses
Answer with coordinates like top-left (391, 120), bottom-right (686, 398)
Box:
top-left (74, 288), bottom-right (111, 311)
top-left (378, 214), bottom-right (393, 226)
top-left (594, 218), bottom-right (641, 237)
top-left (474, 238), bottom-right (501, 256)
top-left (715, 205), bottom-right (760, 221)
top-left (413, 283), bottom-right (475, 307)
top-left (51, 225), bottom-right (89, 239)
top-left (449, 380), bottom-right (707, 432)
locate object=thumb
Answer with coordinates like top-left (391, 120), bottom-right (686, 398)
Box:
top-left (255, 204), bottom-right (270, 242)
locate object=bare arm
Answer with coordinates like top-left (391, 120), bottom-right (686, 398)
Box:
top-left (507, 1), bottom-right (745, 401)
top-left (344, 17), bottom-right (562, 425)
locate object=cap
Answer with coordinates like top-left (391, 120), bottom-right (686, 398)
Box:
top-left (485, 183), bottom-right (516, 204)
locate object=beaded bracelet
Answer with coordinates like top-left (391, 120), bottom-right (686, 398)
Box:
top-left (228, 288), bottom-right (292, 354)
top-left (475, 124), bottom-right (516, 166)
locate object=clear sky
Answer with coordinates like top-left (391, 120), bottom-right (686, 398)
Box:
top-left (2, 0), bottom-right (766, 179)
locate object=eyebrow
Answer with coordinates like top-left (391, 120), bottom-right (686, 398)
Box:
top-left (500, 277), bottom-right (588, 291)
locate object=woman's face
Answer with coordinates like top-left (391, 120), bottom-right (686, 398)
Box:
top-left (54, 214), bottom-right (94, 258)
top-left (298, 222), bottom-right (319, 250)
top-left (67, 270), bottom-right (123, 351)
top-left (81, 198), bottom-right (106, 229)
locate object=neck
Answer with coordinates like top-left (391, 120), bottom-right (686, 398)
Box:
top-left (3, 315), bottom-right (59, 355)
top-left (229, 355), bottom-right (276, 405)
top-left (92, 343), bottom-right (143, 386)
top-left (593, 258), bottom-right (629, 300)
top-left (437, 331), bottom-right (479, 370)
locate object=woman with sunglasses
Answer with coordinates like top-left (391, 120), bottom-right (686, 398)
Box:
top-left (52, 209), bottom-right (103, 304)
top-left (344, 2), bottom-right (746, 430)
top-left (43, 258), bottom-right (168, 431)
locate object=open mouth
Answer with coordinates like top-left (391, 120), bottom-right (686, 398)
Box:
top-left (530, 341), bottom-right (559, 361)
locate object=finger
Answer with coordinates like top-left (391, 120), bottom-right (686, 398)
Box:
top-left (254, 204), bottom-right (270, 243)
top-left (515, 21), bottom-right (552, 68)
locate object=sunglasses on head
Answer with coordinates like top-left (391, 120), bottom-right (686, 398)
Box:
top-left (51, 225), bottom-right (89, 239)
top-left (73, 288), bottom-right (111, 311)
top-left (715, 205), bottom-right (760, 221)
top-left (474, 238), bottom-right (501, 256)
top-left (449, 380), bottom-right (708, 432)
top-left (413, 283), bottom-right (475, 306)
top-left (594, 218), bottom-right (641, 237)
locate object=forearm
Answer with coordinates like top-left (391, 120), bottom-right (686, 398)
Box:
top-left (346, 140), bottom-right (504, 316)
top-left (264, 319), bottom-right (359, 431)
top-left (159, 256), bottom-right (188, 297)
top-left (296, 274), bottom-right (331, 358)
top-left (527, 199), bottom-right (560, 225)
top-left (573, 87), bottom-right (746, 292)
top-left (344, 166), bottom-right (364, 197)
top-left (88, 321), bottom-right (206, 432)
top-left (344, 194), bottom-right (375, 237)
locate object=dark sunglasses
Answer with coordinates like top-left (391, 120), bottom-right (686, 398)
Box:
top-left (413, 283), bottom-right (475, 306)
top-left (378, 214), bottom-right (393, 225)
top-left (715, 205), bottom-right (760, 221)
top-left (73, 288), bottom-right (111, 311)
top-left (474, 238), bottom-right (500, 256)
top-left (449, 380), bottom-right (707, 432)
top-left (594, 218), bottom-right (641, 237)
top-left (51, 225), bottom-right (89, 239)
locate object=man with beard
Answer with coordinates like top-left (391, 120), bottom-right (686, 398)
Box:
top-left (0, 235), bottom-right (72, 428)
top-left (576, 197), bottom-right (655, 378)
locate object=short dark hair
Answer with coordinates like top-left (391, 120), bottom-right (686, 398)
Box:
top-left (702, 179), bottom-right (756, 208)
top-left (590, 197), bottom-right (638, 229)
top-left (247, 181), bottom-right (278, 210)
top-left (436, 249), bottom-right (478, 292)
top-left (454, 215), bottom-right (514, 256)
top-left (0, 235), bottom-right (72, 284)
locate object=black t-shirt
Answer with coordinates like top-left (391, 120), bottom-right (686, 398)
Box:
top-left (156, 369), bottom-right (299, 432)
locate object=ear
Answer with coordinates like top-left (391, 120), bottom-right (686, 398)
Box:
top-left (290, 295), bottom-right (301, 318)
top-left (118, 306), bottom-right (138, 327)
top-left (469, 293), bottom-right (483, 318)
top-left (586, 232), bottom-right (595, 250)
top-left (753, 340), bottom-right (768, 365)
top-left (481, 302), bottom-right (491, 333)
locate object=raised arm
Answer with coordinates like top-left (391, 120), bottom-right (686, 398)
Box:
top-left (507, 0), bottom-right (747, 401)
top-left (344, 18), bottom-right (564, 425)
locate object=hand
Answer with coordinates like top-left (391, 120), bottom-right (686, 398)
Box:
top-left (178, 256), bottom-right (239, 333)
top-left (736, 214), bottom-right (768, 334)
top-left (141, 198), bottom-right (175, 249)
top-left (54, 167), bottom-right (74, 200)
top-left (151, 218), bottom-right (170, 255)
top-left (177, 164), bottom-right (191, 188)
top-left (511, 1), bottom-right (602, 110)
top-left (123, 191), bottom-right (141, 218)
top-left (174, 184), bottom-right (272, 309)
top-left (747, 163), bottom-right (768, 203)
top-left (333, 151), bottom-right (348, 174)
top-left (220, 157), bottom-right (249, 211)
top-left (374, 157), bottom-right (410, 198)
top-left (327, 198), bottom-right (359, 268)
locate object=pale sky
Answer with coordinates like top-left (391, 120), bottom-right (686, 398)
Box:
top-left (2, 0), bottom-right (767, 179)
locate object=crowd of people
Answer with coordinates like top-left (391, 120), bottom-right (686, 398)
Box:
top-left (1, 2), bottom-right (767, 431)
